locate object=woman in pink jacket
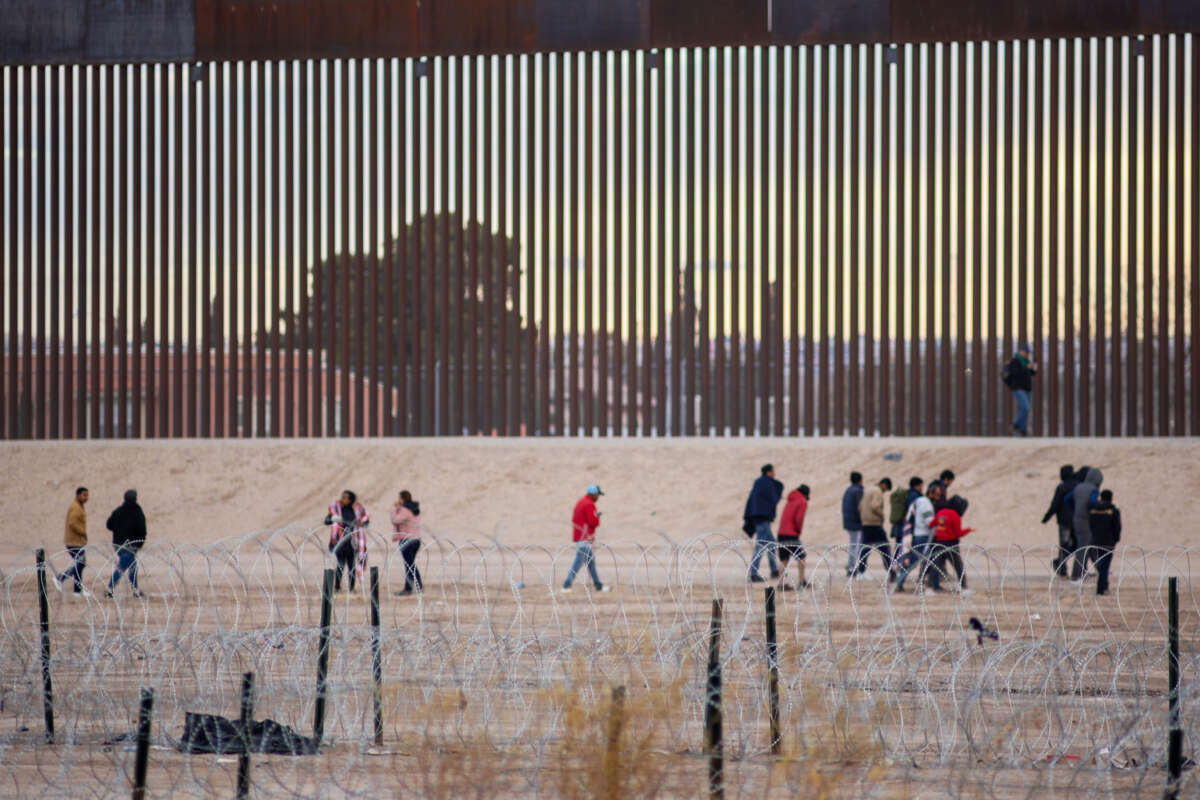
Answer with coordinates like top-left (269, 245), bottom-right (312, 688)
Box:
top-left (391, 490), bottom-right (422, 595)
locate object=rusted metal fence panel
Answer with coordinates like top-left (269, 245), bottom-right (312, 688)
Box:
top-left (2, 36), bottom-right (1197, 439)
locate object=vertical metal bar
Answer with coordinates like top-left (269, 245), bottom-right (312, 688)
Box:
top-left (198, 62), bottom-right (210, 438)
top-left (715, 48), bottom-right (725, 435)
top-left (1095, 40), bottom-right (1107, 434)
top-left (313, 568), bottom-right (334, 744)
top-left (1046, 42), bottom-right (1059, 437)
top-left (670, 49), bottom-right (681, 437)
top-left (760, 44), bottom-right (771, 437)
top-left (700, 48), bottom-right (710, 435)
top-left (1193, 35), bottom-right (1200, 435)
top-left (38, 65), bottom-right (49, 440)
top-left (865, 46), bottom-right (876, 434)
top-left (381, 59), bottom-right (392, 436)
top-left (1159, 35), bottom-right (1171, 435)
top-left (1128, 39), bottom-right (1139, 436)
top-left (643, 51), bottom-right (653, 435)
top-left (63, 67), bottom-right (75, 438)
top-left (369, 567), bottom-right (383, 745)
top-left (1167, 576), bottom-right (1182, 798)
top-left (483, 56), bottom-right (495, 434)
top-left (880, 46), bottom-right (892, 436)
top-left (599, 53), bottom-right (610, 436)
top-left (281, 61), bottom-right (293, 437)
top-left (135, 64), bottom-right (146, 438)
top-left (988, 43), bottom-right (1000, 436)
top-left (1064, 39), bottom-right (1076, 437)
top-left (89, 66), bottom-right (101, 438)
top-left (774, 47), bottom-right (785, 437)
top-left (789, 47), bottom-right (801, 436)
top-left (258, 59), bottom-right (273, 438)
top-left (49, 66), bottom-right (60, 439)
top-left (541, 52), bottom-right (552, 435)
top-left (971, 42), bottom-right (983, 435)
top-left (1144, 37), bottom-right (1155, 436)
top-left (559, 53), bottom-right (571, 434)
top-left (131, 688), bottom-right (152, 800)
top-left (35, 549), bottom-right (54, 741)
top-left (396, 59), bottom-right (408, 436)
top-left (113, 64), bottom-right (124, 440)
top-left (848, 46), bottom-right (860, 437)
top-left (744, 46), bottom-right (756, 437)
top-left (729, 49), bottom-right (741, 434)
top-left (341, 59), bottom-right (352, 436)
top-left (764, 586), bottom-right (780, 754)
top-left (916, 41), bottom-right (926, 434)
top-left (895, 43), bottom-right (908, 435)
top-left (174, 64), bottom-right (185, 438)
top-left (585, 52), bottom-right (596, 435)
top-left (1, 67), bottom-right (8, 438)
top-left (658, 49), bottom-right (668, 437)
top-left (104, 65), bottom-right (115, 438)
top-left (613, 52), bottom-right (625, 434)
top-left (440, 56), bottom-right (451, 436)
top-left (1111, 39), bottom-right (1123, 436)
top-left (188, 62), bottom-right (199, 439)
top-left (805, 46), bottom-right (815, 435)
top-left (355, 58), bottom-right (367, 437)
top-left (235, 672), bottom-right (254, 800)
top-left (214, 63), bottom-right (226, 437)
top-left (1173, 35), bottom-right (1185, 435)
top-left (817, 47), bottom-right (828, 435)
top-left (929, 43), bottom-right (942, 435)
top-left (271, 60), bottom-right (284, 438)
top-left (323, 60), bottom-right (335, 437)
top-left (5, 66), bottom-right (16, 438)
top-left (243, 61), bottom-right (255, 437)
top-left (1080, 38), bottom-right (1092, 437)
top-left (453, 56), bottom-right (464, 436)
top-left (526, 55), bottom-right (538, 436)
top-left (468, 56), bottom-right (479, 434)
top-left (832, 44), bottom-right (844, 436)
top-left (957, 43), bottom-right (968, 435)
top-left (511, 56), bottom-right (523, 437)
top-left (943, 43), bottom-right (954, 435)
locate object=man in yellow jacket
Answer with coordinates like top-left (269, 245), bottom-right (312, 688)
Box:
top-left (54, 487), bottom-right (89, 595)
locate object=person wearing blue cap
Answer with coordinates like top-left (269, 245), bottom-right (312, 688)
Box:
top-left (1002, 345), bottom-right (1038, 436)
top-left (562, 484), bottom-right (612, 593)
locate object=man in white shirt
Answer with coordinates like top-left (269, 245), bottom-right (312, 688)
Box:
top-left (891, 486), bottom-right (937, 593)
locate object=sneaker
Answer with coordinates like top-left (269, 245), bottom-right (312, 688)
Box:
top-left (749, 575), bottom-right (766, 584)
top-left (561, 586), bottom-right (573, 593)
top-left (769, 571), bottom-right (780, 580)
top-left (131, 589), bottom-right (144, 599)
top-left (76, 587), bottom-right (91, 598)
top-left (596, 585), bottom-right (613, 593)
top-left (104, 590), bottom-right (114, 599)
top-left (51, 574), bottom-right (64, 593)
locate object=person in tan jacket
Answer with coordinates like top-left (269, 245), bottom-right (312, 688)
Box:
top-left (853, 478), bottom-right (893, 578)
top-left (54, 487), bottom-right (89, 594)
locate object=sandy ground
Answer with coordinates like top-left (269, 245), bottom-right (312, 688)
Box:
top-left (2, 437), bottom-right (1198, 570)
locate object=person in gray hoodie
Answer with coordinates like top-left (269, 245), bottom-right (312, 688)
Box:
top-left (1070, 467), bottom-right (1103, 581)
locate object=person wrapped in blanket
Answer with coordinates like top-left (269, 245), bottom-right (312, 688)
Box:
top-left (325, 490), bottom-right (369, 592)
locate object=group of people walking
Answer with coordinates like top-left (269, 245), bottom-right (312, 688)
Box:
top-left (53, 486), bottom-right (148, 598)
top-left (322, 489), bottom-right (424, 596)
top-left (1041, 465), bottom-right (1121, 595)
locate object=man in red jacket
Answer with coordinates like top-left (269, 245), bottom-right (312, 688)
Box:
top-left (776, 485), bottom-right (810, 591)
top-left (562, 485), bottom-right (613, 593)
top-left (926, 495), bottom-right (973, 594)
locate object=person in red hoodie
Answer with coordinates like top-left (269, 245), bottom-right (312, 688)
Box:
top-left (562, 484), bottom-right (613, 593)
top-left (776, 485), bottom-right (811, 591)
top-left (926, 495), bottom-right (973, 594)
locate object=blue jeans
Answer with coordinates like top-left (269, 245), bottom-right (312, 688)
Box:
top-left (749, 521), bottom-right (779, 578)
top-left (109, 546), bottom-right (139, 591)
top-left (563, 542), bottom-right (602, 589)
top-left (893, 535), bottom-right (931, 590)
top-left (1013, 389), bottom-right (1031, 433)
top-left (845, 529), bottom-right (862, 574)
top-left (58, 546), bottom-right (86, 590)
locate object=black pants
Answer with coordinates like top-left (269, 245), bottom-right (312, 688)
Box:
top-left (1094, 546), bottom-right (1114, 594)
top-left (928, 541), bottom-right (966, 590)
top-left (331, 536), bottom-right (357, 591)
top-left (398, 538), bottom-right (422, 592)
top-left (58, 546), bottom-right (86, 590)
top-left (855, 526), bottom-right (892, 575)
top-left (1052, 523), bottom-right (1078, 577)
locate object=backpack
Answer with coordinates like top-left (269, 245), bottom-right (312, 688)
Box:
top-left (889, 489), bottom-right (910, 524)
top-left (1001, 361), bottom-right (1016, 388)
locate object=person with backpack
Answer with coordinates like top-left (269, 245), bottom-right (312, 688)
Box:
top-left (1041, 464), bottom-right (1080, 578)
top-left (776, 485), bottom-right (810, 591)
top-left (1088, 489), bottom-right (1122, 596)
top-left (743, 464), bottom-right (784, 583)
top-left (1003, 345), bottom-right (1038, 436)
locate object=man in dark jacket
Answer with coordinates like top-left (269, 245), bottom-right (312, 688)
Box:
top-left (841, 472), bottom-right (864, 577)
top-left (1005, 345), bottom-right (1038, 435)
top-left (744, 464), bottom-right (784, 583)
top-left (1088, 489), bottom-right (1122, 596)
top-left (106, 489), bottom-right (147, 598)
top-left (1042, 464), bottom-right (1079, 578)
top-left (1069, 467), bottom-right (1103, 582)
